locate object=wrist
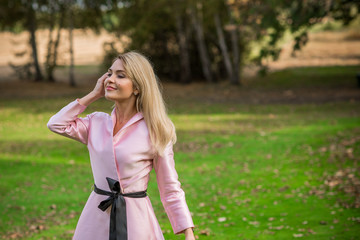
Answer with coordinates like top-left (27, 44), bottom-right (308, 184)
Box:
top-left (184, 227), bottom-right (194, 236)
top-left (89, 91), bottom-right (102, 100)
top-left (79, 92), bottom-right (101, 106)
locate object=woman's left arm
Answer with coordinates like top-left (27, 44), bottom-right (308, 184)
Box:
top-left (184, 227), bottom-right (195, 240)
top-left (153, 142), bottom-right (195, 237)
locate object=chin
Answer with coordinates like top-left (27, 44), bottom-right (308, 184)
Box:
top-left (104, 94), bottom-right (116, 102)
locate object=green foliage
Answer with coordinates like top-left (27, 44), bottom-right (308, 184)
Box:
top-left (100, 41), bottom-right (120, 73)
top-left (111, 0), bottom-right (184, 79)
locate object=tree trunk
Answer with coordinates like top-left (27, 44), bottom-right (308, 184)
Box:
top-left (52, 4), bottom-right (65, 72)
top-left (175, 14), bottom-right (191, 84)
top-left (27, 3), bottom-right (43, 81)
top-left (68, 4), bottom-right (76, 87)
top-left (214, 13), bottom-right (233, 83)
top-left (228, 8), bottom-right (240, 85)
top-left (47, 4), bottom-right (65, 82)
top-left (230, 28), bottom-right (240, 85)
top-left (189, 7), bottom-right (213, 83)
top-left (45, 0), bottom-right (55, 82)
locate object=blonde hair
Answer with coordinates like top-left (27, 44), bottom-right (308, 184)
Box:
top-left (117, 51), bottom-right (176, 156)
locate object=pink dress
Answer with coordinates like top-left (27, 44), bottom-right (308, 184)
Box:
top-left (47, 99), bottom-right (194, 240)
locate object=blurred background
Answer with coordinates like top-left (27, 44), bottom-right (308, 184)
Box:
top-left (0, 0), bottom-right (359, 239)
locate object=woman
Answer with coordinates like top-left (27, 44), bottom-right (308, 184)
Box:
top-left (47, 51), bottom-right (195, 240)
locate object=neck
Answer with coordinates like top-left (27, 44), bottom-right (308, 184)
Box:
top-left (114, 99), bottom-right (137, 124)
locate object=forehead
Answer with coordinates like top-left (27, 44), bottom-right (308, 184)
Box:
top-left (109, 59), bottom-right (125, 71)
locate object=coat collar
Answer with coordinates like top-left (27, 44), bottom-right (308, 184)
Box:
top-left (111, 108), bottom-right (144, 133)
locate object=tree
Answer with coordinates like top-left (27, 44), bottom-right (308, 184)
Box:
top-left (105, 0), bottom-right (181, 79)
top-left (68, 0), bottom-right (75, 87)
top-left (0, 0), bottom-right (110, 83)
top-left (210, 0), bottom-right (241, 85)
top-left (189, 4), bottom-right (214, 83)
top-left (0, 0), bottom-right (46, 81)
top-left (228, 0), bottom-right (360, 74)
top-left (44, 0), bottom-right (66, 82)
top-left (174, 1), bottom-right (192, 84)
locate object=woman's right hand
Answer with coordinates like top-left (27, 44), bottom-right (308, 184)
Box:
top-left (91, 73), bottom-right (108, 98)
top-left (79, 73), bottom-right (108, 106)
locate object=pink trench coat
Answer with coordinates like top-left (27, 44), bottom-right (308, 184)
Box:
top-left (47, 99), bottom-right (194, 240)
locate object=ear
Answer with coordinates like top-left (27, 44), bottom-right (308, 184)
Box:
top-left (134, 90), bottom-right (139, 96)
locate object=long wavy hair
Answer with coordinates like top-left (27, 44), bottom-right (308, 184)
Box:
top-left (117, 51), bottom-right (176, 156)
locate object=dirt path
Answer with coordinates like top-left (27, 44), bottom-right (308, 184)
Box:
top-left (268, 30), bottom-right (360, 70)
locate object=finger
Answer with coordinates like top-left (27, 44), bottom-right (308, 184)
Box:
top-left (102, 74), bottom-right (108, 82)
top-left (100, 73), bottom-right (108, 81)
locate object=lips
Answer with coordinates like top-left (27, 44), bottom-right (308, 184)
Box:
top-left (106, 86), bottom-right (116, 91)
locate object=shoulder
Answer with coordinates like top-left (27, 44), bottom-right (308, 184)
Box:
top-left (86, 111), bottom-right (110, 120)
top-left (134, 118), bottom-right (150, 135)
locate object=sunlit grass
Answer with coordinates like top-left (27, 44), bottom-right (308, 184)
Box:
top-left (0, 66), bottom-right (359, 239)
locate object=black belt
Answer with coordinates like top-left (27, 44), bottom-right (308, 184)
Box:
top-left (93, 177), bottom-right (147, 240)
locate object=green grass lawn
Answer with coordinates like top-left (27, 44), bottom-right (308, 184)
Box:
top-left (0, 66), bottom-right (359, 239)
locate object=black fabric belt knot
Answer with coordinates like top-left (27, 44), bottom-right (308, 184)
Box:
top-left (93, 177), bottom-right (147, 240)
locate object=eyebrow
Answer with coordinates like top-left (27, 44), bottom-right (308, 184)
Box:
top-left (108, 69), bottom-right (126, 73)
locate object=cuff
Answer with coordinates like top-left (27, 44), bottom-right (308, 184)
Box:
top-left (76, 98), bottom-right (88, 111)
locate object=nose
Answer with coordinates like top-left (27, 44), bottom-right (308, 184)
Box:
top-left (105, 74), bottom-right (115, 85)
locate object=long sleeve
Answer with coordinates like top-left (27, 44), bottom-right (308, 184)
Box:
top-left (47, 98), bottom-right (94, 145)
top-left (153, 142), bottom-right (194, 234)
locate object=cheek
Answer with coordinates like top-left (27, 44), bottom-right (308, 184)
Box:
top-left (117, 80), bottom-right (134, 92)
